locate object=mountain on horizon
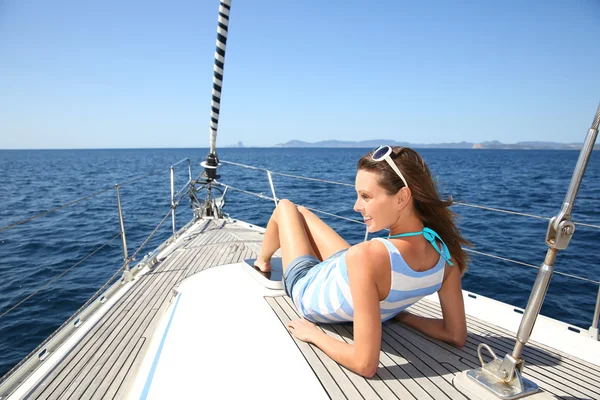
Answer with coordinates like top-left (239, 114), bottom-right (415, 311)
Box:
top-left (273, 139), bottom-right (411, 148)
top-left (274, 140), bottom-right (596, 150)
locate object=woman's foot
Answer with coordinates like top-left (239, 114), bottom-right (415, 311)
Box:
top-left (254, 257), bottom-right (272, 272)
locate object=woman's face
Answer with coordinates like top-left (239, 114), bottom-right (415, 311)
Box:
top-left (353, 169), bottom-right (400, 233)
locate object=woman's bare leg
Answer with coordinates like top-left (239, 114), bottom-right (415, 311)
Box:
top-left (255, 200), bottom-right (352, 272)
top-left (297, 206), bottom-right (351, 260)
top-left (255, 199), bottom-right (317, 273)
top-left (254, 208), bottom-right (280, 272)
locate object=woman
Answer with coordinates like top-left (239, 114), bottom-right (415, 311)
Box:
top-left (254, 145), bottom-right (469, 378)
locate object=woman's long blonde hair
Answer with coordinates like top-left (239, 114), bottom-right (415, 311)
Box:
top-left (358, 147), bottom-right (470, 275)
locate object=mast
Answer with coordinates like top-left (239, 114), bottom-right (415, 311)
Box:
top-left (198, 0), bottom-right (231, 217)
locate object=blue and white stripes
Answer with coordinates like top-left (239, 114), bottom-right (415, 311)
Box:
top-left (292, 238), bottom-right (446, 323)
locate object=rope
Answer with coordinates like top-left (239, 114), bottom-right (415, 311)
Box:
top-left (129, 207), bottom-right (174, 261)
top-left (0, 230), bottom-right (122, 321)
top-left (0, 169), bottom-right (174, 235)
top-left (221, 159), bottom-right (599, 229)
top-left (124, 205), bottom-right (172, 237)
top-left (452, 202), bottom-right (550, 221)
top-left (0, 190), bottom-right (188, 321)
top-left (219, 160), bottom-right (266, 171)
top-left (0, 255), bottom-right (129, 385)
top-left (213, 182), bottom-right (365, 224)
top-left (174, 185), bottom-right (192, 208)
top-left (219, 160), bottom-right (354, 187)
top-left (0, 187), bottom-right (114, 234)
top-left (464, 248), bottom-right (600, 285)
top-left (123, 185), bottom-right (190, 263)
top-left (269, 171), bottom-right (354, 187)
top-left (452, 201), bottom-right (600, 229)
top-left (215, 181), bottom-right (599, 285)
top-left (0, 184), bottom-right (194, 381)
top-left (215, 182), bottom-right (278, 202)
top-left (127, 187), bottom-right (192, 270)
top-left (2, 160), bottom-right (597, 322)
top-left (174, 180), bottom-right (191, 199)
top-left (303, 206), bottom-right (365, 225)
top-left (0, 162), bottom-right (190, 235)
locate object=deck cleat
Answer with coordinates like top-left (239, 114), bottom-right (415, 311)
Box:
top-left (466, 344), bottom-right (538, 399)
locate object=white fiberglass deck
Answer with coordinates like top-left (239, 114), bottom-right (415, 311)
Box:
top-left (2, 218), bottom-right (599, 399)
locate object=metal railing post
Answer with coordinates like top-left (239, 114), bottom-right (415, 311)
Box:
top-left (590, 284), bottom-right (600, 340)
top-left (511, 250), bottom-right (556, 358)
top-left (511, 102), bottom-right (599, 358)
top-left (115, 184), bottom-right (132, 282)
top-left (170, 166), bottom-right (176, 237)
top-left (461, 102), bottom-right (600, 399)
top-left (266, 170), bottom-right (278, 208)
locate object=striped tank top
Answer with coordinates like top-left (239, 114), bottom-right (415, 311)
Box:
top-left (291, 235), bottom-right (447, 323)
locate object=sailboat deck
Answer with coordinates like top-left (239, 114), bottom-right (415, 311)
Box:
top-left (18, 218), bottom-right (600, 399)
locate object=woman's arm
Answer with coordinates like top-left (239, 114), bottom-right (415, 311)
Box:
top-left (394, 264), bottom-right (467, 347)
top-left (287, 243), bottom-right (384, 377)
top-left (287, 319), bottom-right (377, 377)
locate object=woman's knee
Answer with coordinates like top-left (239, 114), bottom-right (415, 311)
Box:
top-left (297, 205), bottom-right (318, 221)
top-left (298, 205), bottom-right (323, 223)
top-left (297, 205), bottom-right (309, 214)
top-left (275, 199), bottom-right (297, 218)
top-left (277, 199), bottom-right (296, 211)
top-left (278, 198), bottom-right (294, 207)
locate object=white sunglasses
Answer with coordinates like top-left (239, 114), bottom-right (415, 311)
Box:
top-left (372, 145), bottom-right (409, 189)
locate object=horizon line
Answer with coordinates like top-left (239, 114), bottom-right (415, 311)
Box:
top-left (0, 146), bottom-right (591, 151)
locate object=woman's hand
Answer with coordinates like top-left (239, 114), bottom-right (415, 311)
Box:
top-left (287, 318), bottom-right (321, 343)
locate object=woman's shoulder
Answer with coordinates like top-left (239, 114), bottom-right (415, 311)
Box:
top-left (347, 240), bottom-right (390, 267)
top-left (442, 257), bottom-right (461, 282)
top-left (345, 241), bottom-right (391, 290)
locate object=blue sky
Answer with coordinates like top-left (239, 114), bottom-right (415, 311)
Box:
top-left (1, 0), bottom-right (599, 149)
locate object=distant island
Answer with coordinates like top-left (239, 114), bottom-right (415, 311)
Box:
top-left (273, 139), bottom-right (598, 150)
top-left (224, 141), bottom-right (245, 148)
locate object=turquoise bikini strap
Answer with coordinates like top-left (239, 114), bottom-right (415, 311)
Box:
top-left (389, 231), bottom-right (422, 238)
top-left (388, 227), bottom-right (454, 266)
top-left (423, 227), bottom-right (454, 266)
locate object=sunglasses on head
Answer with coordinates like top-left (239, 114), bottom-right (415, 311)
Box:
top-left (372, 145), bottom-right (409, 189)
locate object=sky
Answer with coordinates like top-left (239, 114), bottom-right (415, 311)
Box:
top-left (1, 0), bottom-right (599, 149)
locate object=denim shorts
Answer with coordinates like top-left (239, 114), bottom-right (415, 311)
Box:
top-left (283, 255), bottom-right (320, 297)
top-left (283, 249), bottom-right (347, 298)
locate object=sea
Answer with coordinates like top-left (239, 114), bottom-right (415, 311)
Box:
top-left (0, 147), bottom-right (599, 378)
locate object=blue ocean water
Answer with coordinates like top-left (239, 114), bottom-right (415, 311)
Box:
top-left (0, 147), bottom-right (598, 378)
